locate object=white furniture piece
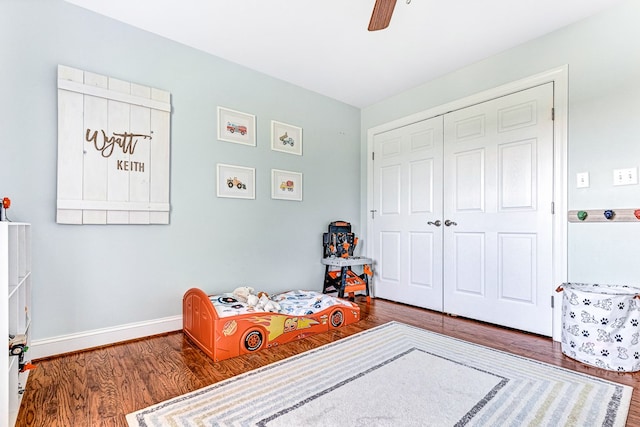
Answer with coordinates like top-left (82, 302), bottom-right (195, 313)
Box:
top-left (1, 222), bottom-right (32, 427)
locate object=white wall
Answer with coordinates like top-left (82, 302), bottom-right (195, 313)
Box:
top-left (0, 0), bottom-right (362, 350)
top-left (361, 0), bottom-right (640, 286)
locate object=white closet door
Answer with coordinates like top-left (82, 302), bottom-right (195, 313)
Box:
top-left (372, 117), bottom-right (444, 310)
top-left (442, 83), bottom-right (554, 335)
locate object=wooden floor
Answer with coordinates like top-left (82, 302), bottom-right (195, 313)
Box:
top-left (16, 298), bottom-right (640, 426)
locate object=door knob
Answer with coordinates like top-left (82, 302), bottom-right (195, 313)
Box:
top-left (444, 219), bottom-right (457, 226)
top-left (427, 220), bottom-right (441, 227)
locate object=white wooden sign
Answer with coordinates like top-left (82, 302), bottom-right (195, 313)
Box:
top-left (57, 65), bottom-right (171, 224)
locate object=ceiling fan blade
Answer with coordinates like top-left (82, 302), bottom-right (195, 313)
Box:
top-left (368, 0), bottom-right (397, 31)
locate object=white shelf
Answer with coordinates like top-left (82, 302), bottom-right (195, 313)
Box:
top-left (1, 222), bottom-right (32, 427)
top-left (321, 256), bottom-right (372, 267)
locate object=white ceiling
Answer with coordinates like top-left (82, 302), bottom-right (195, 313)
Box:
top-left (65, 0), bottom-right (624, 108)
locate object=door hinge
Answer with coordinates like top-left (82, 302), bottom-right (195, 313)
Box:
top-left (551, 107), bottom-right (555, 121)
top-left (372, 152), bottom-right (375, 161)
top-left (551, 201), bottom-right (555, 215)
top-left (551, 295), bottom-right (554, 308)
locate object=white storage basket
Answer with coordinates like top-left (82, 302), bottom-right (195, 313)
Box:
top-left (559, 282), bottom-right (640, 372)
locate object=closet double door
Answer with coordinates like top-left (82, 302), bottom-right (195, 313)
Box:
top-left (371, 83), bottom-right (554, 335)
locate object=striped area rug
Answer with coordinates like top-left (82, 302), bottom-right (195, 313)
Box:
top-left (127, 322), bottom-right (631, 426)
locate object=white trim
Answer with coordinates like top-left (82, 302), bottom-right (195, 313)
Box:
top-left (366, 65), bottom-right (568, 341)
top-left (551, 67), bottom-right (569, 342)
top-left (29, 315), bottom-right (182, 359)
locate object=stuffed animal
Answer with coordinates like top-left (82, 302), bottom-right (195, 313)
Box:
top-left (234, 287), bottom-right (282, 313)
top-left (248, 293), bottom-right (281, 313)
top-left (257, 294), bottom-right (270, 310)
top-left (263, 299), bottom-right (281, 313)
top-left (246, 294), bottom-right (259, 307)
top-left (232, 286), bottom-right (255, 303)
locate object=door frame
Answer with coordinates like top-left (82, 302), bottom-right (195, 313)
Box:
top-left (366, 65), bottom-right (568, 341)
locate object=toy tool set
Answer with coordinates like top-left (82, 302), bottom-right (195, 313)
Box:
top-left (321, 221), bottom-right (372, 303)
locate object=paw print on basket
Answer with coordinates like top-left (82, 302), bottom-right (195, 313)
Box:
top-left (618, 301), bottom-right (626, 310)
top-left (631, 319), bottom-right (639, 327)
top-left (581, 330), bottom-right (590, 337)
top-left (615, 334), bottom-right (624, 342)
top-left (634, 352), bottom-right (640, 360)
top-left (600, 318), bottom-right (609, 325)
top-left (583, 298), bottom-right (592, 306)
top-left (601, 349), bottom-right (609, 357)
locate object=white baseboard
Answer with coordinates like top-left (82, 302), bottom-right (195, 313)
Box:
top-left (29, 315), bottom-right (182, 360)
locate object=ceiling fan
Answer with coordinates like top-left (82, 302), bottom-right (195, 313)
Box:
top-left (368, 0), bottom-right (398, 31)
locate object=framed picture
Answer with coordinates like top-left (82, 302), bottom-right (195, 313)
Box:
top-left (271, 169), bottom-right (302, 201)
top-left (217, 164), bottom-right (255, 199)
top-left (217, 107), bottom-right (256, 146)
top-left (271, 121), bottom-right (302, 155)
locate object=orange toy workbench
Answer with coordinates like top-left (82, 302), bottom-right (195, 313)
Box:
top-left (183, 288), bottom-right (360, 362)
top-left (322, 256), bottom-right (372, 303)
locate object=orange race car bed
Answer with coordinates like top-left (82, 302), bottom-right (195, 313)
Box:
top-left (183, 288), bottom-right (360, 362)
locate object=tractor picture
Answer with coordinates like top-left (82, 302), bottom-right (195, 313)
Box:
top-left (227, 177), bottom-right (246, 190)
top-left (280, 180), bottom-right (294, 191)
top-left (279, 132), bottom-right (294, 146)
top-left (227, 122), bottom-right (247, 135)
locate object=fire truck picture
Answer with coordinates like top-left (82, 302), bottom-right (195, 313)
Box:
top-left (227, 122), bottom-right (247, 135)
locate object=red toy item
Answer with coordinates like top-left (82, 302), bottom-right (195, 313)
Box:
top-left (183, 288), bottom-right (360, 362)
top-left (20, 362), bottom-right (36, 373)
top-left (1, 197), bottom-right (10, 221)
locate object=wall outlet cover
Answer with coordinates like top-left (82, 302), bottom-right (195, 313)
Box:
top-left (613, 168), bottom-right (638, 186)
top-left (576, 172), bottom-right (589, 188)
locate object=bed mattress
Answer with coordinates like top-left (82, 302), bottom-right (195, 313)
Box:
top-left (210, 290), bottom-right (355, 318)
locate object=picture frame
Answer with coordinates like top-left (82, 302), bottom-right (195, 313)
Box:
top-left (271, 169), bottom-right (302, 201)
top-left (216, 163), bottom-right (256, 199)
top-left (217, 106), bottom-right (256, 146)
top-left (271, 121), bottom-right (302, 155)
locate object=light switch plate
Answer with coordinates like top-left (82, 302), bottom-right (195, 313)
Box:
top-left (576, 172), bottom-right (589, 188)
top-left (613, 168), bottom-right (638, 186)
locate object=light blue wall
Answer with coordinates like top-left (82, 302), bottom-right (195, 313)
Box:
top-left (0, 1), bottom-right (361, 340)
top-left (3, 0), bottom-right (639, 344)
top-left (361, 1), bottom-right (640, 286)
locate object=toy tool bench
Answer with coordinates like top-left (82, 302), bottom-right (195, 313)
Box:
top-left (321, 221), bottom-right (372, 303)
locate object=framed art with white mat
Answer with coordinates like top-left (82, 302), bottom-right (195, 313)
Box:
top-left (271, 169), bottom-right (302, 201)
top-left (216, 164), bottom-right (255, 199)
top-left (217, 107), bottom-right (256, 146)
top-left (271, 121), bottom-right (302, 155)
